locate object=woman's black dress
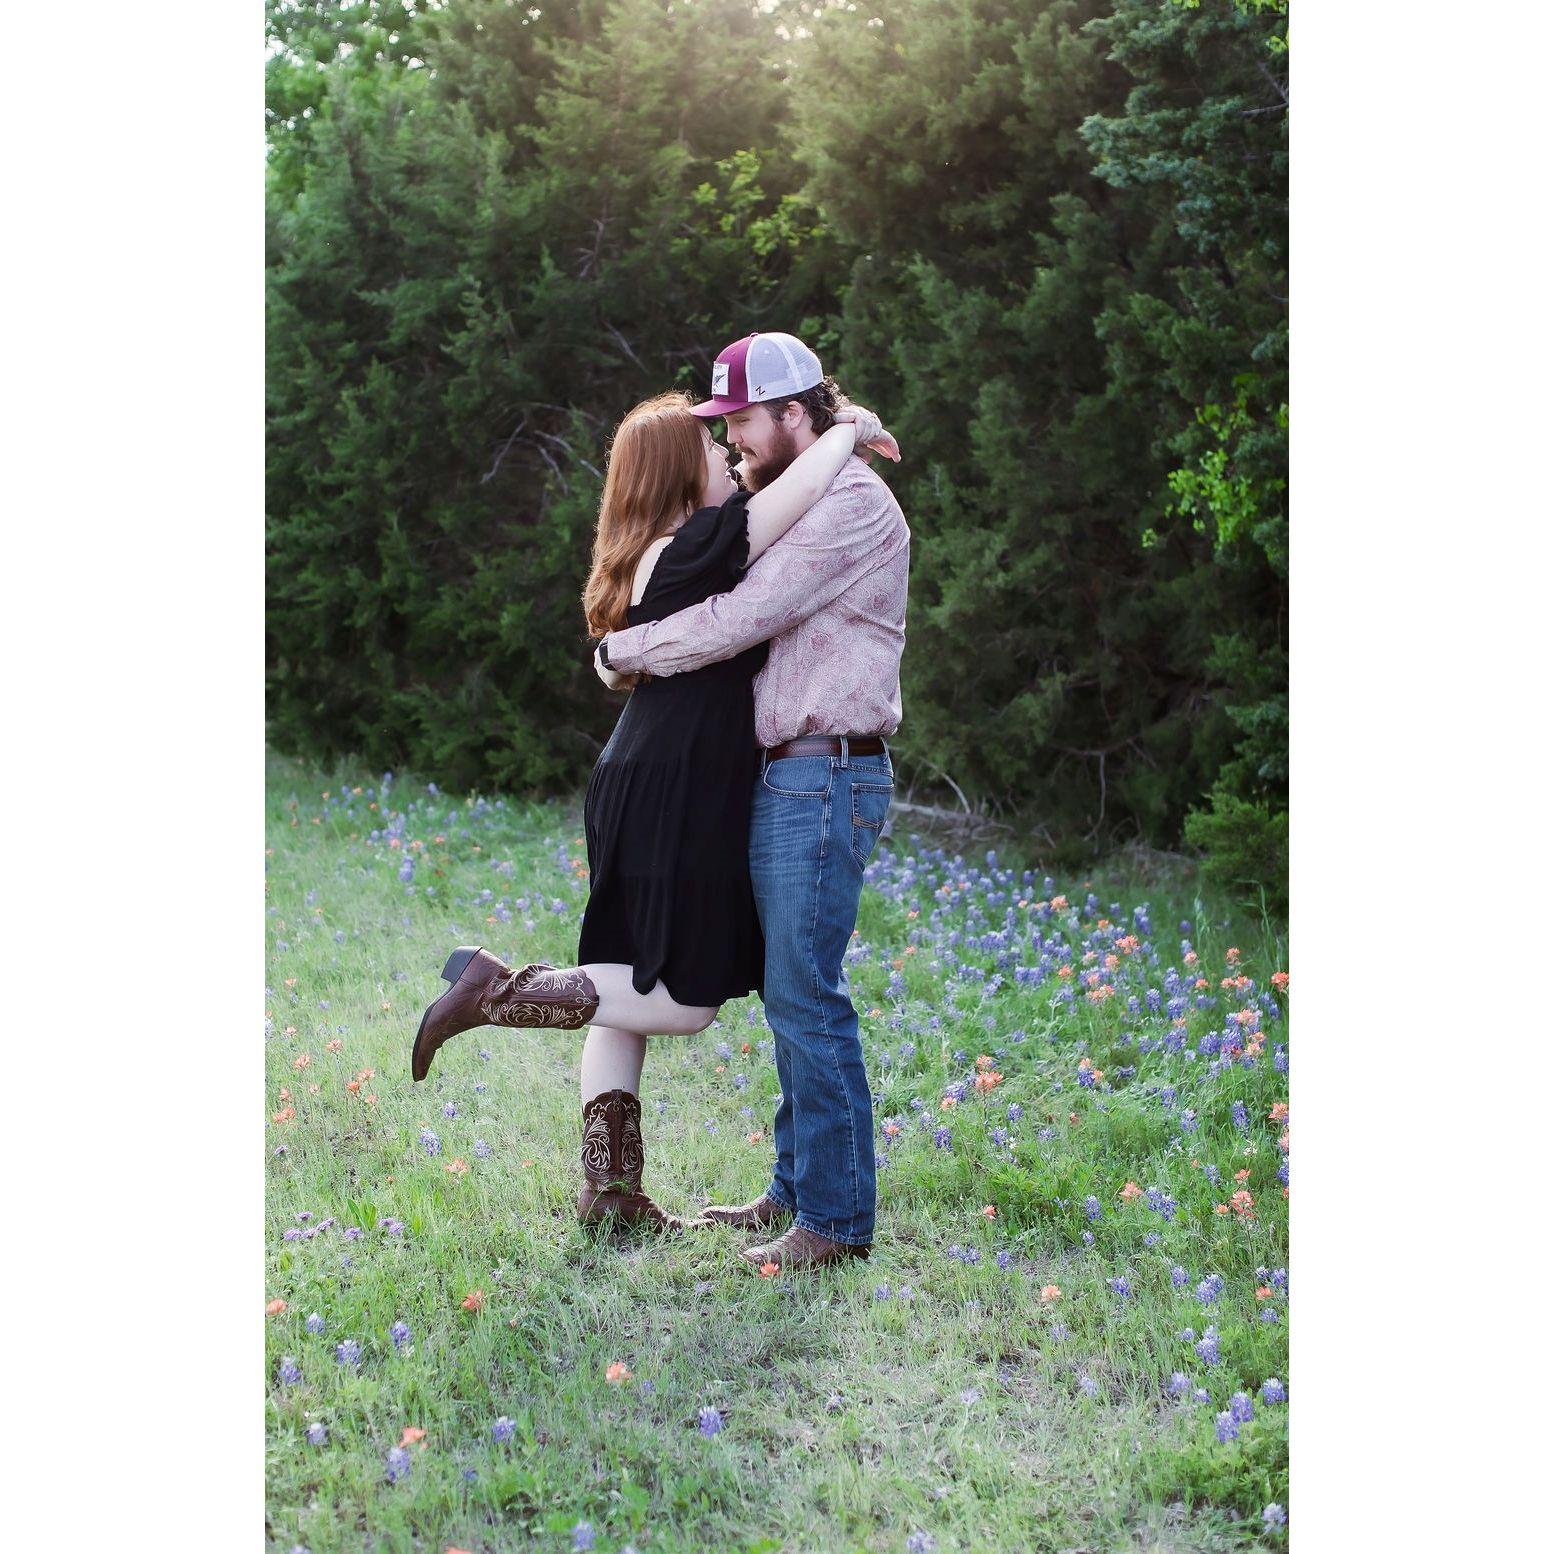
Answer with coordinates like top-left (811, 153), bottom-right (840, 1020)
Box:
top-left (578, 490), bottom-right (766, 1007)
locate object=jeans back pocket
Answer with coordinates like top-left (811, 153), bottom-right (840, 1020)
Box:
top-left (849, 779), bottom-right (894, 867)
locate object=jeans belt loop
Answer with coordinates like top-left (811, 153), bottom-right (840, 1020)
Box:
top-left (840, 734), bottom-right (850, 769)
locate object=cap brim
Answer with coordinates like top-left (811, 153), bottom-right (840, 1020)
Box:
top-left (689, 396), bottom-right (752, 418)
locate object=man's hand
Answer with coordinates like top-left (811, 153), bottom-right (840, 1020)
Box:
top-left (593, 640), bottom-right (642, 692)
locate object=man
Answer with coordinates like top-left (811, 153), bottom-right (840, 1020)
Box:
top-left (594, 330), bottom-right (910, 1272)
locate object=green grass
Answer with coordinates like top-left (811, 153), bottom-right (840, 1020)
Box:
top-left (265, 750), bottom-right (1289, 1553)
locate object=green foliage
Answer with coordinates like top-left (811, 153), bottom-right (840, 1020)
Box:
top-left (266, 0), bottom-right (1287, 883)
top-left (1184, 791), bottom-right (1289, 915)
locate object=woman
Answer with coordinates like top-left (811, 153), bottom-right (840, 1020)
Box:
top-left (410, 389), bottom-right (892, 1234)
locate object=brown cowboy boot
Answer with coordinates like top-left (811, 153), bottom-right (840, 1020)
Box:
top-left (699, 1193), bottom-right (792, 1232)
top-left (741, 1223), bottom-right (871, 1272)
top-left (411, 946), bottom-right (599, 1082)
top-left (578, 1088), bottom-right (706, 1234)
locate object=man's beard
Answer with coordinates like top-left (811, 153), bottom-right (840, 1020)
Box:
top-left (742, 423), bottom-right (800, 492)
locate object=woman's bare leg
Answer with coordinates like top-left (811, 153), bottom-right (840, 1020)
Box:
top-left (580, 1024), bottom-right (647, 1101)
top-left (579, 962), bottom-right (719, 1038)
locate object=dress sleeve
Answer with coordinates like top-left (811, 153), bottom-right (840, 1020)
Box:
top-left (646, 490), bottom-right (753, 593)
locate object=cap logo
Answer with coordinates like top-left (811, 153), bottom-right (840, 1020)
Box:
top-left (712, 362), bottom-right (730, 395)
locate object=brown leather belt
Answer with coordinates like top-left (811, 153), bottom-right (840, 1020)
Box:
top-left (762, 735), bottom-right (888, 761)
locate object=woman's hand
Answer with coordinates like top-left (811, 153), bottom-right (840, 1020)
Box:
top-left (832, 404), bottom-right (901, 463)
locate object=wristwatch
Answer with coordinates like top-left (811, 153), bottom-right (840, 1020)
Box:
top-left (597, 639), bottom-right (614, 671)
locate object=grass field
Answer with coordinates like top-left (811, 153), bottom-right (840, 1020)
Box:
top-left (265, 750), bottom-right (1289, 1554)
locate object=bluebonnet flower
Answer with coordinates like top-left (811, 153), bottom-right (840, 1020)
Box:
top-left (342, 1226), bottom-right (363, 1241)
top-left (335, 1339), bottom-right (361, 1368)
top-left (378, 1217), bottom-right (405, 1235)
top-left (715, 1041), bottom-right (732, 1061)
top-left (996, 1250), bottom-right (1014, 1270)
top-left (1146, 1186), bottom-right (1177, 1221)
top-left (1260, 1307), bottom-right (1281, 1323)
top-left (479, 1048), bottom-right (492, 1062)
top-left (282, 1228), bottom-right (302, 1242)
top-left (1195, 1279), bottom-right (1221, 1306)
top-left (959, 1387), bottom-right (981, 1404)
top-left (384, 1446), bottom-right (412, 1482)
top-left (389, 1321), bottom-right (411, 1349)
top-left (1194, 1328), bottom-right (1221, 1365)
top-left (953, 1049), bottom-right (967, 1064)
top-left (1106, 1276), bottom-right (1132, 1299)
top-left (1202, 1164), bottom-right (1220, 1186)
top-left (1082, 1230), bottom-right (1095, 1246)
top-left (1263, 1503), bottom-right (1287, 1528)
top-left (898, 1042), bottom-right (916, 1063)
top-left (1159, 1085), bottom-right (1177, 1109)
top-left (906, 1533), bottom-right (937, 1554)
top-left (277, 1357), bottom-right (302, 1387)
top-left (1270, 1267), bottom-right (1288, 1291)
top-left (874, 1284), bottom-right (892, 1301)
top-left (1273, 1044), bottom-right (1288, 1073)
top-left (697, 1407), bottom-right (724, 1437)
top-left (639, 1380), bottom-right (655, 1395)
top-left (1179, 1109), bottom-right (1199, 1135)
top-left (443, 1102), bottom-right (457, 1119)
top-left (1078, 1375), bottom-right (1099, 1397)
top-left (1232, 1101), bottom-right (1248, 1130)
top-left (1037, 1125), bottom-right (1056, 1141)
top-left (1168, 1371), bottom-right (1190, 1396)
top-left (491, 1415), bottom-right (516, 1444)
top-left (305, 1312), bottom-right (325, 1335)
top-left (419, 1128), bottom-right (440, 1157)
top-left (1083, 1196), bottom-right (1102, 1222)
top-left (1214, 1411), bottom-right (1240, 1443)
top-left (1261, 1377), bottom-right (1287, 1404)
top-left (1170, 1266), bottom-right (1189, 1288)
top-left (1230, 1391), bottom-right (1255, 1423)
top-left (1192, 1386), bottom-right (1211, 1404)
top-left (1144, 1232), bottom-right (1160, 1247)
top-left (1050, 1322), bottom-right (1068, 1340)
top-left (572, 1522), bottom-right (595, 1552)
top-left (933, 1126), bottom-right (953, 1150)
top-left (1007, 1102), bottom-right (1023, 1122)
top-left (1077, 1066), bottom-right (1096, 1089)
top-left (461, 1468), bottom-right (478, 1483)
top-left (991, 1127), bottom-right (1009, 1145)
top-left (397, 858), bottom-right (415, 884)
top-left (473, 1139), bottom-right (492, 1159)
top-left (306, 1421), bottom-right (328, 1446)
top-left (1277, 1157), bottom-right (1290, 1186)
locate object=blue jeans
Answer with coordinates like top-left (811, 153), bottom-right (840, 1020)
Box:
top-left (747, 744), bottom-right (894, 1245)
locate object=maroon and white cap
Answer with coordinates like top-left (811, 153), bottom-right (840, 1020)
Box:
top-left (690, 331), bottom-right (824, 417)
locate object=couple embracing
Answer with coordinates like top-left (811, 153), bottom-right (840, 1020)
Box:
top-left (411, 330), bottom-right (910, 1274)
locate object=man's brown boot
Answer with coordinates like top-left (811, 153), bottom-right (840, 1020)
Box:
top-left (577, 1088), bottom-right (707, 1234)
top-left (411, 946), bottom-right (599, 1082)
top-left (699, 1193), bottom-right (792, 1232)
top-left (741, 1223), bottom-right (871, 1271)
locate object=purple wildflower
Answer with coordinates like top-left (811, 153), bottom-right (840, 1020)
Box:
top-left (1194, 1328), bottom-right (1221, 1366)
top-left (1078, 1375), bottom-right (1099, 1397)
top-left (1168, 1371), bottom-right (1190, 1396)
top-left (1230, 1391), bottom-right (1255, 1423)
top-left (473, 1139), bottom-right (492, 1159)
top-left (384, 1445), bottom-right (412, 1482)
top-left (1106, 1276), bottom-right (1133, 1299)
top-left (1170, 1266), bottom-right (1189, 1287)
top-left (305, 1312), bottom-right (325, 1335)
top-left (1261, 1377), bottom-right (1287, 1404)
top-left (1083, 1195), bottom-right (1102, 1222)
top-left (306, 1421), bottom-right (328, 1446)
top-left (277, 1356), bottom-right (302, 1387)
top-left (390, 1321), bottom-right (411, 1349)
top-left (933, 1126), bottom-right (952, 1150)
top-left (697, 1406), bottom-right (724, 1437)
top-left (1214, 1410), bottom-right (1240, 1443)
top-left (334, 1339), bottom-right (360, 1368)
top-left (419, 1128), bottom-right (440, 1157)
top-left (1263, 1503), bottom-right (1287, 1528)
top-left (492, 1415), bottom-right (516, 1444)
top-left (1192, 1387), bottom-right (1210, 1403)
top-left (572, 1523), bottom-right (595, 1552)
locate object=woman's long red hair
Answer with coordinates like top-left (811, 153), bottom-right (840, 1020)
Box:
top-left (582, 392), bottom-right (707, 639)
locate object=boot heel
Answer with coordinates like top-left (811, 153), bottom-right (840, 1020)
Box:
top-left (441, 946), bottom-right (482, 983)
